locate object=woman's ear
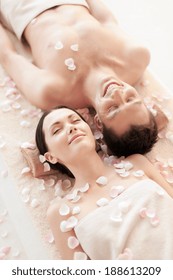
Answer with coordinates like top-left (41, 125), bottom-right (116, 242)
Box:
top-left (94, 114), bottom-right (103, 131)
top-left (44, 152), bottom-right (59, 164)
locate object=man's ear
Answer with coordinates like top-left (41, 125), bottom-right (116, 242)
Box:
top-left (152, 104), bottom-right (169, 131)
top-left (94, 114), bottom-right (103, 131)
top-left (44, 152), bottom-right (59, 164)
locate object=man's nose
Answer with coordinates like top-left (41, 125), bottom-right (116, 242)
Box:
top-left (111, 88), bottom-right (126, 103)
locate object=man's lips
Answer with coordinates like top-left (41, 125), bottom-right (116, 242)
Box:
top-left (69, 134), bottom-right (85, 144)
top-left (103, 82), bottom-right (124, 97)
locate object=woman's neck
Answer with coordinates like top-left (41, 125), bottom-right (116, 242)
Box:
top-left (68, 151), bottom-right (112, 188)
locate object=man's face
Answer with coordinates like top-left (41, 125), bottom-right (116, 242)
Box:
top-left (95, 80), bottom-right (150, 135)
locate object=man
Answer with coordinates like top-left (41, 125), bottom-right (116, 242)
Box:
top-left (0, 0), bottom-right (158, 156)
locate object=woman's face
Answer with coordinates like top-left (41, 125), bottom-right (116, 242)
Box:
top-left (42, 108), bottom-right (95, 165)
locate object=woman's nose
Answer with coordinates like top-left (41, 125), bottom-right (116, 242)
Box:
top-left (66, 125), bottom-right (77, 135)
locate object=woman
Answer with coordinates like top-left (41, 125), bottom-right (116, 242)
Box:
top-left (36, 106), bottom-right (173, 260)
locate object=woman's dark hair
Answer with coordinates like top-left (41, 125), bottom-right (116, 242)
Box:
top-left (103, 111), bottom-right (158, 157)
top-left (35, 106), bottom-right (87, 178)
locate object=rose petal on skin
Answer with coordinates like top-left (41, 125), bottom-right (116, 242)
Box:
top-left (70, 44), bottom-right (79, 52)
top-left (64, 58), bottom-right (75, 67)
top-left (119, 171), bottom-right (130, 178)
top-left (114, 162), bottom-right (124, 169)
top-left (55, 41), bottom-right (64, 50)
top-left (59, 204), bottom-right (70, 216)
top-left (96, 198), bottom-right (109, 207)
top-left (60, 221), bottom-right (70, 232)
top-left (68, 236), bottom-right (80, 249)
top-left (73, 252), bottom-right (88, 260)
top-left (68, 65), bottom-right (76, 71)
top-left (72, 206), bottom-right (81, 215)
top-left (66, 216), bottom-right (78, 229)
top-left (79, 183), bottom-right (90, 193)
top-left (96, 176), bottom-right (108, 186)
top-left (39, 154), bottom-right (46, 163)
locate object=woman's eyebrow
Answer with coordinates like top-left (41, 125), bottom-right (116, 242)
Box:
top-left (49, 114), bottom-right (77, 130)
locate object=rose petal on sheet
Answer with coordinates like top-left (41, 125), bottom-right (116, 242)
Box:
top-left (150, 216), bottom-right (160, 227)
top-left (11, 102), bottom-right (21, 110)
top-left (139, 207), bottom-right (147, 219)
top-left (0, 209), bottom-right (8, 216)
top-left (133, 170), bottom-right (145, 177)
top-left (1, 170), bottom-right (8, 178)
top-left (117, 248), bottom-right (133, 260)
top-left (12, 250), bottom-right (20, 257)
top-left (110, 186), bottom-right (119, 198)
top-left (73, 252), bottom-right (88, 260)
top-left (1, 231), bottom-right (8, 238)
top-left (118, 200), bottom-right (131, 213)
top-left (168, 158), bottom-right (173, 168)
top-left (96, 176), bottom-right (108, 186)
top-left (43, 162), bottom-right (51, 172)
top-left (44, 178), bottom-right (56, 187)
top-left (20, 142), bottom-right (36, 149)
top-left (146, 209), bottom-right (156, 218)
top-left (0, 253), bottom-right (5, 260)
top-left (21, 167), bottom-right (31, 175)
top-left (45, 231), bottom-right (55, 244)
top-left (68, 236), bottom-right (80, 249)
top-left (0, 136), bottom-right (6, 149)
top-left (59, 204), bottom-right (70, 216)
top-left (0, 246), bottom-right (11, 255)
top-left (62, 179), bottom-right (72, 190)
top-left (30, 198), bottom-right (40, 208)
top-left (20, 120), bottom-right (31, 128)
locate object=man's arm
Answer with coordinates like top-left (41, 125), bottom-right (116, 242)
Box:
top-left (85, 0), bottom-right (117, 24)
